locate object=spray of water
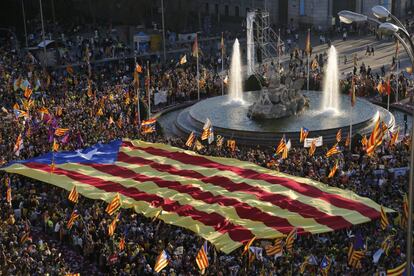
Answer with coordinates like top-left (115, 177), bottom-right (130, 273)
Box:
top-left (228, 39), bottom-right (244, 103)
top-left (322, 46), bottom-right (340, 112)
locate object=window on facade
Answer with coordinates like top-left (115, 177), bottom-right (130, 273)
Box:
top-left (215, 4), bottom-right (219, 15)
top-left (225, 5), bottom-right (229, 16)
top-left (205, 3), bottom-right (209, 14)
top-left (235, 6), bottom-right (239, 17)
top-left (299, 0), bottom-right (305, 16)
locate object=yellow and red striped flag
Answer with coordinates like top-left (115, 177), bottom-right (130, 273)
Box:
top-left (185, 132), bottom-right (196, 147)
top-left (13, 134), bottom-right (24, 156)
top-left (65, 273), bottom-right (80, 276)
top-left (52, 139), bottom-right (59, 152)
top-left (389, 128), bottom-right (399, 147)
top-left (38, 107), bottom-right (49, 114)
top-left (336, 129), bottom-right (342, 142)
top-left (227, 139), bottom-right (236, 152)
top-left (0, 139), bottom-right (390, 254)
top-left (24, 87), bottom-right (32, 99)
top-left (54, 128), bottom-right (69, 137)
top-left (67, 210), bottom-right (79, 230)
top-left (265, 238), bottom-right (283, 257)
top-left (119, 236), bottom-right (126, 251)
top-left (361, 135), bottom-right (368, 147)
top-left (196, 241), bottom-right (209, 272)
top-left (108, 213), bottom-right (120, 236)
top-left (68, 186), bottom-right (79, 204)
top-left (327, 161), bottom-right (338, 178)
top-left (347, 243), bottom-right (364, 269)
top-left (381, 235), bottom-right (393, 256)
top-left (106, 193), bottom-right (121, 215)
top-left (309, 139), bottom-right (316, 156)
top-left (387, 262), bottom-right (408, 276)
top-left (154, 250), bottom-right (170, 273)
top-left (380, 205), bottom-right (389, 230)
top-left (276, 137), bottom-right (286, 155)
top-left (326, 143), bottom-right (340, 157)
top-left (285, 228), bottom-right (297, 253)
top-left (201, 119), bottom-right (211, 141)
top-left (242, 237), bottom-right (256, 255)
top-left (345, 133), bottom-right (350, 148)
top-left (300, 127), bottom-right (309, 143)
top-left (401, 193), bottom-right (409, 227)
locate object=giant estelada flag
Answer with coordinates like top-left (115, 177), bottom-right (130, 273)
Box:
top-left (1, 139), bottom-right (392, 253)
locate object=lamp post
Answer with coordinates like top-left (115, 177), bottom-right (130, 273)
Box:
top-left (39, 0), bottom-right (47, 68)
top-left (161, 0), bottom-right (166, 63)
top-left (339, 9), bottom-right (413, 275)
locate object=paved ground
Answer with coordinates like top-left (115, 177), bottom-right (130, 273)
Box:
top-left (281, 34), bottom-right (411, 79)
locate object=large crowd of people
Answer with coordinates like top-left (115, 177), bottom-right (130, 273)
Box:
top-left (0, 24), bottom-right (413, 276)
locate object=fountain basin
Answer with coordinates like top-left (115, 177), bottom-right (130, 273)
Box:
top-left (173, 90), bottom-right (395, 146)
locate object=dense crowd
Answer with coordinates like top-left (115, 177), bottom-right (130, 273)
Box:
top-left (0, 29), bottom-right (413, 276)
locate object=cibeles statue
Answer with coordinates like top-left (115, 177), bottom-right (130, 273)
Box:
top-left (247, 75), bottom-right (309, 119)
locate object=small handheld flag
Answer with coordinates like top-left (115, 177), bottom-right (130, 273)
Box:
top-left (154, 250), bottom-right (170, 273)
top-left (105, 194), bottom-right (121, 216)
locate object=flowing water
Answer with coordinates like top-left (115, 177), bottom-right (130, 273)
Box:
top-left (228, 39), bottom-right (244, 103)
top-left (322, 46), bottom-right (340, 113)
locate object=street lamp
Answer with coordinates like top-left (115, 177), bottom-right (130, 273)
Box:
top-left (339, 9), bottom-right (413, 276)
top-left (338, 10), bottom-right (368, 24)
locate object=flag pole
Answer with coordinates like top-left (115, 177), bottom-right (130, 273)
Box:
top-left (197, 44), bottom-right (200, 101)
top-left (278, 28), bottom-right (281, 74)
top-left (221, 32), bottom-right (224, 96)
top-left (387, 86), bottom-right (390, 110)
top-left (349, 106), bottom-right (353, 151)
top-left (396, 53), bottom-right (399, 103)
top-left (306, 28), bottom-right (310, 92)
top-left (135, 57), bottom-right (141, 127)
top-left (147, 60), bottom-right (151, 118)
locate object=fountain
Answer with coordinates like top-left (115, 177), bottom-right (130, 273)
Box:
top-left (169, 41), bottom-right (395, 146)
top-left (228, 39), bottom-right (244, 103)
top-left (322, 46), bottom-right (340, 112)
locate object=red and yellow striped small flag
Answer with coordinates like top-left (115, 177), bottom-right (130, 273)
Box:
top-left (276, 137), bottom-right (286, 155)
top-left (327, 161), bottom-right (338, 178)
top-left (309, 140), bottom-right (316, 156)
top-left (196, 241), bottom-right (209, 272)
top-left (38, 107), bottom-right (49, 114)
top-left (347, 243), bottom-right (364, 269)
top-left (227, 139), bottom-right (236, 152)
top-left (68, 186), bottom-right (79, 204)
top-left (52, 139), bottom-right (59, 152)
top-left (186, 132), bottom-right (196, 147)
top-left (345, 133), bottom-right (350, 148)
top-left (326, 143), bottom-right (340, 157)
top-left (24, 87), bottom-right (32, 99)
top-left (67, 210), bottom-right (79, 230)
top-left (105, 193), bottom-right (121, 216)
top-left (265, 238), bottom-right (283, 256)
top-left (336, 129), bottom-right (342, 142)
top-left (300, 127), bottom-right (309, 143)
top-left (65, 273), bottom-right (80, 276)
top-left (108, 213), bottom-right (120, 236)
top-left (380, 205), bottom-right (389, 230)
top-left (285, 228), bottom-right (297, 253)
top-left (402, 194), bottom-right (409, 227)
top-left (54, 128), bottom-right (69, 137)
top-left (242, 237), bottom-right (256, 255)
top-left (119, 236), bottom-right (126, 251)
top-left (154, 250), bottom-right (170, 273)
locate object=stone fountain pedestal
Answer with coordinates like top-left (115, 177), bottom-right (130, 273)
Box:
top-left (247, 76), bottom-right (308, 119)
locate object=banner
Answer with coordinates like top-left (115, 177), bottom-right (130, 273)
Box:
top-left (154, 90), bottom-right (168, 105)
top-left (304, 136), bottom-right (323, 148)
top-left (1, 139), bottom-right (391, 254)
